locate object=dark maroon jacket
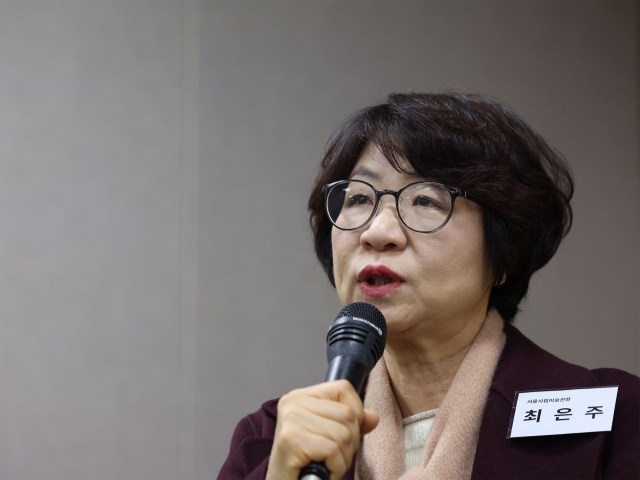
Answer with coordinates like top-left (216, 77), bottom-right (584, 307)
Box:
top-left (219, 324), bottom-right (639, 479)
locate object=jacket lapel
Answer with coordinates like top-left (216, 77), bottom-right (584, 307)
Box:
top-left (472, 325), bottom-right (605, 478)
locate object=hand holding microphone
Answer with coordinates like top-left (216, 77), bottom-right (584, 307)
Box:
top-left (266, 303), bottom-right (387, 480)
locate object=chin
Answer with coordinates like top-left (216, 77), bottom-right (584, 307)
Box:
top-left (383, 320), bottom-right (419, 341)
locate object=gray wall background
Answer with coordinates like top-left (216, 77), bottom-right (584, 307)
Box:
top-left (0, 1), bottom-right (637, 478)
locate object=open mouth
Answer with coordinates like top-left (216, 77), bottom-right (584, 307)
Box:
top-left (358, 265), bottom-right (403, 286)
top-left (367, 276), bottom-right (394, 286)
top-left (358, 265), bottom-right (403, 296)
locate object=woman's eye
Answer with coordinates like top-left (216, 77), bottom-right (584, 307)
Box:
top-left (347, 194), bottom-right (373, 206)
top-left (414, 196), bottom-right (440, 208)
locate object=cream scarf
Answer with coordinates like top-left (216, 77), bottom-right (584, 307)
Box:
top-left (355, 309), bottom-right (506, 480)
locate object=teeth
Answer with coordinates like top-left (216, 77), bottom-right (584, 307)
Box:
top-left (369, 276), bottom-right (393, 285)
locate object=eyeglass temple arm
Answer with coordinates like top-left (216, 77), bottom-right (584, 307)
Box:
top-left (454, 188), bottom-right (481, 206)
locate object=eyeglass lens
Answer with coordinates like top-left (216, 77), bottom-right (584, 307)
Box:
top-left (326, 180), bottom-right (453, 232)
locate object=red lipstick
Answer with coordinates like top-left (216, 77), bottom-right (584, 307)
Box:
top-left (357, 265), bottom-right (403, 297)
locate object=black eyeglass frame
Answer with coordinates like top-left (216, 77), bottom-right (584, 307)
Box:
top-left (322, 179), bottom-right (481, 234)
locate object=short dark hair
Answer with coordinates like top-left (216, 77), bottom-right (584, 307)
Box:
top-left (308, 92), bottom-right (573, 323)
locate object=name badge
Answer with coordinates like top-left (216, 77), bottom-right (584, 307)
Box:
top-left (507, 386), bottom-right (618, 438)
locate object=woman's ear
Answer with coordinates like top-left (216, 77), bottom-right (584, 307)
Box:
top-left (491, 272), bottom-right (506, 287)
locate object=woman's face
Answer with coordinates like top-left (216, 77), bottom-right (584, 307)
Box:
top-left (331, 144), bottom-right (493, 339)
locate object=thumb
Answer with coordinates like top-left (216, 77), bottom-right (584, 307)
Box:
top-left (360, 409), bottom-right (379, 435)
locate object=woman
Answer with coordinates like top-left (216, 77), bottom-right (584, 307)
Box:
top-left (219, 93), bottom-right (639, 479)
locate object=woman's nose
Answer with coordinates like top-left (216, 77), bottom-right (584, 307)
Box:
top-left (359, 200), bottom-right (408, 251)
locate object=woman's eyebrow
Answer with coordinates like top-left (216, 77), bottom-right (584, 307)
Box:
top-left (350, 167), bottom-right (380, 180)
top-left (351, 167), bottom-right (424, 182)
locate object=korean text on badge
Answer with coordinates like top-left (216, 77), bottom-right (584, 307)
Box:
top-left (507, 386), bottom-right (618, 438)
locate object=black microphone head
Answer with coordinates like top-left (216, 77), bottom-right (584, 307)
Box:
top-left (336, 302), bottom-right (387, 336)
top-left (326, 302), bottom-right (387, 373)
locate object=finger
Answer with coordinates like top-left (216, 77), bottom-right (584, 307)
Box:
top-left (326, 379), bottom-right (366, 414)
top-left (279, 406), bottom-right (360, 466)
top-left (361, 409), bottom-right (379, 435)
top-left (274, 426), bottom-right (349, 479)
top-left (280, 395), bottom-right (361, 430)
top-left (292, 379), bottom-right (362, 407)
top-left (279, 381), bottom-right (364, 437)
top-left (298, 380), bottom-right (366, 429)
top-left (307, 432), bottom-right (349, 479)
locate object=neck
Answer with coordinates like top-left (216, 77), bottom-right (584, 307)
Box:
top-left (383, 306), bottom-right (488, 417)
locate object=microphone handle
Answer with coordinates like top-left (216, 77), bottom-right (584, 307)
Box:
top-left (299, 357), bottom-right (368, 480)
top-left (324, 355), bottom-right (368, 392)
top-left (299, 462), bottom-right (330, 480)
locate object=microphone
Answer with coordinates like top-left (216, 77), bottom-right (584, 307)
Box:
top-left (299, 302), bottom-right (387, 480)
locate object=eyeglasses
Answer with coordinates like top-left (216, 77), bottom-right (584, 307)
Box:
top-left (323, 179), bottom-right (479, 233)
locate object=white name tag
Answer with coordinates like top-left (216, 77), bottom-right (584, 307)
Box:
top-left (507, 386), bottom-right (618, 438)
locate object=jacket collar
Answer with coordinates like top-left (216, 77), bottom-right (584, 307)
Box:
top-left (492, 323), bottom-right (599, 404)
